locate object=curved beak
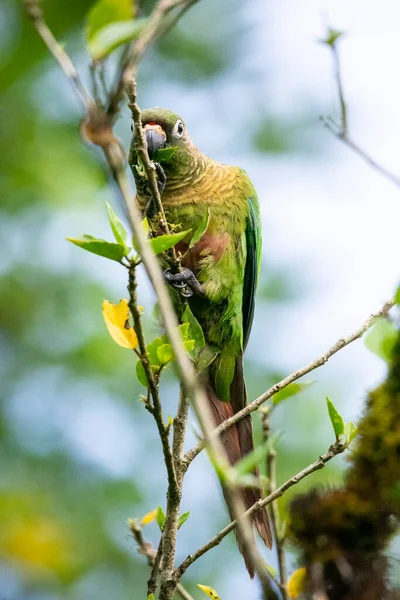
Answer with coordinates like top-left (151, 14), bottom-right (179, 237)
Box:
top-left (144, 124), bottom-right (166, 157)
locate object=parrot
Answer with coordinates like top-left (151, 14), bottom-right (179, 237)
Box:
top-left (129, 108), bottom-right (272, 577)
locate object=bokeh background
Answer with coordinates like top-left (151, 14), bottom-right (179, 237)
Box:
top-left (1, 0), bottom-right (400, 598)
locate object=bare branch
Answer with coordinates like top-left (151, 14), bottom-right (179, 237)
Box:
top-left (323, 29), bottom-right (400, 189)
top-left (107, 0), bottom-right (201, 118)
top-left (128, 520), bottom-right (195, 600)
top-left (127, 263), bottom-right (179, 498)
top-left (176, 441), bottom-right (346, 578)
top-left (183, 296), bottom-right (396, 466)
top-left (262, 409), bottom-right (288, 599)
top-left (129, 83), bottom-right (183, 278)
top-left (322, 118), bottom-right (400, 188)
top-left (330, 34), bottom-right (347, 136)
top-left (24, 0), bottom-right (92, 108)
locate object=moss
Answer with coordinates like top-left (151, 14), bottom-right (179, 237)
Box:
top-left (288, 331), bottom-right (400, 599)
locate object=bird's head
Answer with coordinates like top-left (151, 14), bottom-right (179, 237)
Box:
top-left (130, 107), bottom-right (193, 174)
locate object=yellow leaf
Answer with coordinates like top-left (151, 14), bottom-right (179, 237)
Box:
top-left (141, 509), bottom-right (157, 525)
top-left (197, 584), bottom-right (221, 600)
top-left (287, 567), bottom-right (307, 599)
top-left (102, 299), bottom-right (138, 349)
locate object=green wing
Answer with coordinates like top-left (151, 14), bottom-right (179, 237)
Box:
top-left (242, 194), bottom-right (262, 350)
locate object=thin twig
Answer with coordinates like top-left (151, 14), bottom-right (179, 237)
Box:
top-left (176, 441), bottom-right (346, 578)
top-left (129, 520), bottom-right (195, 600)
top-left (331, 38), bottom-right (347, 136)
top-left (267, 450), bottom-right (287, 597)
top-left (107, 0), bottom-right (200, 117)
top-left (90, 60), bottom-right (109, 109)
top-left (183, 297), bottom-right (396, 466)
top-left (323, 119), bottom-right (400, 188)
top-left (129, 83), bottom-right (183, 277)
top-left (128, 263), bottom-right (179, 498)
top-left (323, 30), bottom-right (400, 189)
top-left (24, 0), bottom-right (92, 108)
top-left (261, 409), bottom-right (288, 600)
top-left (148, 539), bottom-right (163, 596)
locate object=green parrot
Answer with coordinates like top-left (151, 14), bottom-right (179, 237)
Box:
top-left (129, 108), bottom-right (272, 576)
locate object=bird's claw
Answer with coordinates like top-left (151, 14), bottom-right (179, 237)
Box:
top-left (163, 268), bottom-right (204, 298)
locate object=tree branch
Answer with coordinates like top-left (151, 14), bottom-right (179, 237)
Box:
top-left (127, 262), bottom-right (179, 499)
top-left (129, 82), bottom-right (183, 277)
top-left (176, 441), bottom-right (346, 578)
top-left (261, 409), bottom-right (288, 599)
top-left (183, 296), bottom-right (396, 466)
top-left (24, 0), bottom-right (92, 108)
top-left (107, 0), bottom-right (200, 118)
top-left (323, 29), bottom-right (400, 189)
top-left (128, 519), bottom-right (195, 600)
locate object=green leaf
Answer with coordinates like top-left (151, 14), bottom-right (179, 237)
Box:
top-left (88, 19), bottom-right (145, 60)
top-left (196, 346), bottom-right (219, 372)
top-left (132, 217), bottom-right (149, 253)
top-left (152, 147), bottom-right (177, 163)
top-left (182, 305), bottom-right (205, 351)
top-left (320, 28), bottom-right (345, 47)
top-left (156, 506), bottom-right (166, 531)
top-left (150, 230), bottom-right (190, 255)
top-left (235, 441), bottom-right (270, 477)
top-left (365, 318), bottom-right (397, 363)
top-left (178, 322), bottom-right (190, 340)
top-left (167, 415), bottom-right (174, 426)
top-left (157, 343), bottom-right (174, 366)
top-left (136, 360), bottom-right (148, 387)
top-left (344, 421), bottom-right (358, 445)
top-left (147, 337), bottom-right (163, 368)
top-left (177, 511), bottom-right (190, 529)
top-left (106, 201), bottom-right (128, 247)
top-left (148, 595), bottom-right (155, 600)
top-left (326, 396), bottom-right (344, 440)
top-left (272, 381), bottom-right (315, 405)
top-left (86, 0), bottom-right (134, 41)
top-left (190, 208), bottom-right (210, 248)
top-left (183, 339), bottom-right (195, 353)
top-left (67, 235), bottom-right (126, 262)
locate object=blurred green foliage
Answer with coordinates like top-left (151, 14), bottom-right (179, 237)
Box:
top-left (0, 1), bottom-right (342, 599)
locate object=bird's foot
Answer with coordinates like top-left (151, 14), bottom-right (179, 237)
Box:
top-left (163, 268), bottom-right (205, 298)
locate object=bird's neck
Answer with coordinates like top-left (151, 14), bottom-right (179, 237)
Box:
top-left (164, 146), bottom-right (210, 194)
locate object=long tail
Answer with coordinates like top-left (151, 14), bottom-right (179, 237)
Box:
top-left (207, 357), bottom-right (272, 578)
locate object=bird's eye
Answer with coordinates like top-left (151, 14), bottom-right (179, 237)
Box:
top-left (174, 119), bottom-right (184, 137)
top-left (130, 122), bottom-right (134, 133)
